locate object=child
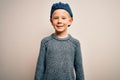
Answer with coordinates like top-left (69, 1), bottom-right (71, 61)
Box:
top-left (34, 2), bottom-right (84, 80)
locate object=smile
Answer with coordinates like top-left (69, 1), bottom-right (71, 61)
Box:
top-left (56, 25), bottom-right (64, 27)
top-left (56, 26), bottom-right (64, 29)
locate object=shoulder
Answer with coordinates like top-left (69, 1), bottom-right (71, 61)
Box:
top-left (41, 34), bottom-right (53, 44)
top-left (69, 35), bottom-right (81, 46)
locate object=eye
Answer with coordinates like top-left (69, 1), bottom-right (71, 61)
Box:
top-left (62, 17), bottom-right (66, 19)
top-left (53, 17), bottom-right (58, 19)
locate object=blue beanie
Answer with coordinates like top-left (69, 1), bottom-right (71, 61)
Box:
top-left (50, 2), bottom-right (73, 18)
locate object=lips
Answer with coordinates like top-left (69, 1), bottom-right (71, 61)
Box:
top-left (56, 25), bottom-right (64, 28)
top-left (57, 24), bottom-right (64, 27)
top-left (57, 26), bottom-right (63, 27)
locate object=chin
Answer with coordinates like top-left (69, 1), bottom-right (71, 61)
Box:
top-left (56, 31), bottom-right (64, 33)
top-left (55, 30), bottom-right (63, 32)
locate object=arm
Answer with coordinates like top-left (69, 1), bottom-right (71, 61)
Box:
top-left (34, 40), bottom-right (46, 80)
top-left (74, 41), bottom-right (84, 80)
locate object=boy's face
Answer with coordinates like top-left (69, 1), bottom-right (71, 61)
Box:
top-left (50, 9), bottom-right (73, 33)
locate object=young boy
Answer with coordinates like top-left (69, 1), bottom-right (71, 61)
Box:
top-left (35, 2), bottom-right (84, 80)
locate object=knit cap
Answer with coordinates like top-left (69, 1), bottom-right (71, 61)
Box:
top-left (50, 2), bottom-right (73, 18)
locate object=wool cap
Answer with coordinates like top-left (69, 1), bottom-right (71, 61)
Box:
top-left (50, 2), bottom-right (73, 18)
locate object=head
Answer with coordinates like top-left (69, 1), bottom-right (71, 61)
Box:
top-left (50, 2), bottom-right (73, 33)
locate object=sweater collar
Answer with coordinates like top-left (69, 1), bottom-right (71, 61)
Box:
top-left (51, 33), bottom-right (71, 41)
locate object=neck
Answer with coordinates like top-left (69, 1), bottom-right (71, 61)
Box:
top-left (54, 31), bottom-right (68, 38)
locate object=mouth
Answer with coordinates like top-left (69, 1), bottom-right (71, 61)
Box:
top-left (57, 26), bottom-right (63, 27)
top-left (56, 26), bottom-right (64, 30)
top-left (56, 25), bottom-right (64, 28)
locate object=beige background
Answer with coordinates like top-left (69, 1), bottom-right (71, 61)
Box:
top-left (0, 0), bottom-right (120, 80)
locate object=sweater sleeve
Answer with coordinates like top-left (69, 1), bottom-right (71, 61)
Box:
top-left (74, 41), bottom-right (84, 80)
top-left (34, 40), bottom-right (46, 80)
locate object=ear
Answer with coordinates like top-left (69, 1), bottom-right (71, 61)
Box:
top-left (50, 18), bottom-right (53, 25)
top-left (68, 18), bottom-right (73, 26)
top-left (70, 17), bottom-right (73, 23)
top-left (50, 18), bottom-right (52, 23)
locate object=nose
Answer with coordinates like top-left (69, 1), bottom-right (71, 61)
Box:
top-left (58, 18), bottom-right (62, 24)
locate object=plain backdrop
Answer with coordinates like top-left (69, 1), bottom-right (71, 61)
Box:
top-left (0, 0), bottom-right (120, 80)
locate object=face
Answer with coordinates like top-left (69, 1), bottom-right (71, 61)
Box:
top-left (50, 9), bottom-right (73, 33)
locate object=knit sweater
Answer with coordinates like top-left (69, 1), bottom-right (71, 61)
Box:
top-left (34, 33), bottom-right (84, 80)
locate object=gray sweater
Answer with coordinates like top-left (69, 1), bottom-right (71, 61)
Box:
top-left (35, 34), bottom-right (84, 80)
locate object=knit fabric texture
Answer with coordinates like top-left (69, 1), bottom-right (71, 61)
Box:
top-left (50, 2), bottom-right (73, 18)
top-left (34, 34), bottom-right (84, 80)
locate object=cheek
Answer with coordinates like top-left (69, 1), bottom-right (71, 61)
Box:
top-left (52, 22), bottom-right (56, 26)
top-left (68, 20), bottom-right (72, 25)
top-left (50, 20), bottom-right (55, 26)
top-left (51, 21), bottom-right (56, 27)
top-left (51, 20), bottom-right (57, 25)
